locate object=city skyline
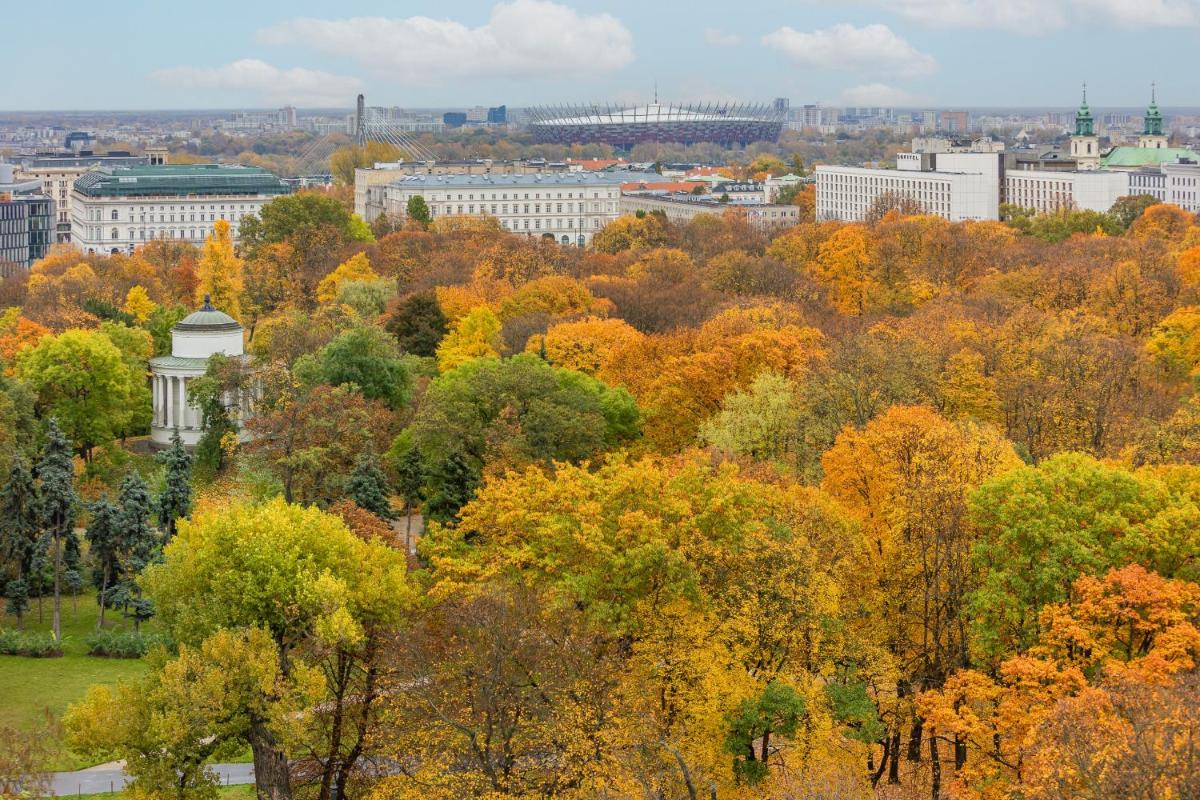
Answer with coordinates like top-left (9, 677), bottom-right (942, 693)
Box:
top-left (3, 0), bottom-right (1197, 111)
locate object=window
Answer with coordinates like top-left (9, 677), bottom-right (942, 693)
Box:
top-left (111, 209), bottom-right (118, 220)
top-left (111, 228), bottom-right (119, 240)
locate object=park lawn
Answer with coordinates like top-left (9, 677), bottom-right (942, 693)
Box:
top-left (74, 786), bottom-right (255, 800)
top-left (0, 589), bottom-right (156, 770)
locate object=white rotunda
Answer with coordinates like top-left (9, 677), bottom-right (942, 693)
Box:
top-left (149, 296), bottom-right (245, 447)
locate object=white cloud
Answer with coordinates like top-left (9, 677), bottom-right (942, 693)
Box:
top-left (703, 27), bottom-right (742, 46)
top-left (866, 0), bottom-right (1200, 31)
top-left (257, 0), bottom-right (634, 82)
top-left (762, 23), bottom-right (936, 78)
top-left (151, 59), bottom-right (362, 105)
top-left (839, 82), bottom-right (926, 106)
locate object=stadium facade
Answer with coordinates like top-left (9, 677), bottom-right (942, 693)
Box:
top-left (527, 102), bottom-right (784, 147)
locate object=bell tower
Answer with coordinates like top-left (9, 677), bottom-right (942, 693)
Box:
top-left (1069, 83), bottom-right (1100, 170)
top-left (1138, 83), bottom-right (1168, 150)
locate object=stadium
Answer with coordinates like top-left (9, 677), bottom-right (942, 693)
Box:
top-left (526, 102), bottom-right (785, 147)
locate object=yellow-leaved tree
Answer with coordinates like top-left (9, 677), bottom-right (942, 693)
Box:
top-left (435, 306), bottom-right (504, 372)
top-left (195, 219), bottom-right (243, 319)
top-left (316, 252), bottom-right (379, 305)
top-left (122, 284), bottom-right (157, 324)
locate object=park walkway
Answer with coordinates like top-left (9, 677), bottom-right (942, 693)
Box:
top-left (48, 762), bottom-right (253, 796)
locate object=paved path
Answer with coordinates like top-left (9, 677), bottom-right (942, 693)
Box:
top-left (49, 762), bottom-right (253, 796)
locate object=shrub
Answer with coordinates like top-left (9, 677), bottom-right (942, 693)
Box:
top-left (0, 628), bottom-right (63, 657)
top-left (86, 629), bottom-right (171, 658)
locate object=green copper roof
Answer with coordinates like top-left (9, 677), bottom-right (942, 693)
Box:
top-left (1100, 146), bottom-right (1199, 167)
top-left (1074, 84), bottom-right (1095, 137)
top-left (74, 163), bottom-right (291, 198)
top-left (148, 355), bottom-right (211, 370)
top-left (175, 296), bottom-right (242, 331)
top-left (1144, 83), bottom-right (1164, 136)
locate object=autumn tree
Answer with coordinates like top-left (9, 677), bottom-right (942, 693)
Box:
top-left (315, 252), bottom-right (379, 305)
top-left (822, 406), bottom-right (1020, 786)
top-left (68, 499), bottom-right (413, 800)
top-left (435, 306), bottom-right (504, 372)
top-left (194, 220), bottom-right (243, 319)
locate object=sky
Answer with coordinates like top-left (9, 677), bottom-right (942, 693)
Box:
top-left (2, 0), bottom-right (1196, 111)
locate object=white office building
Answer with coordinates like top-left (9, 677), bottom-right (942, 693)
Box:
top-left (816, 152), bottom-right (1001, 222)
top-left (1003, 169), bottom-right (1129, 214)
top-left (70, 164), bottom-right (290, 254)
top-left (16, 150), bottom-right (160, 243)
top-left (371, 172), bottom-right (635, 246)
top-left (1128, 161), bottom-right (1200, 213)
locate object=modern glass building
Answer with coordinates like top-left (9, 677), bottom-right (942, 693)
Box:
top-left (0, 163), bottom-right (54, 274)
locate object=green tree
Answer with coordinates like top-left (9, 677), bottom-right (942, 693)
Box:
top-left (345, 454), bottom-right (395, 521)
top-left (36, 418), bottom-right (78, 642)
top-left (155, 429), bottom-right (193, 543)
top-left (17, 330), bottom-right (143, 459)
top-left (402, 353), bottom-right (640, 520)
top-left (701, 372), bottom-right (803, 464)
top-left (386, 291), bottom-right (448, 357)
top-left (724, 682), bottom-right (807, 785)
top-left (406, 195), bottom-right (431, 228)
top-left (112, 471), bottom-right (158, 632)
top-left (84, 497), bottom-right (121, 630)
top-left (1109, 194), bottom-right (1161, 231)
top-left (296, 326), bottom-right (412, 409)
top-left (968, 453), bottom-right (1184, 662)
top-left (0, 459), bottom-right (38, 627)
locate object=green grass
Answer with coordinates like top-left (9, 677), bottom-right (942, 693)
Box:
top-left (74, 786), bottom-right (255, 800)
top-left (0, 589), bottom-right (156, 770)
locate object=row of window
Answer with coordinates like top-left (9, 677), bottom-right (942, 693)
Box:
top-left (427, 202), bottom-right (614, 216)
top-left (89, 227), bottom-right (225, 242)
top-left (421, 190), bottom-right (615, 202)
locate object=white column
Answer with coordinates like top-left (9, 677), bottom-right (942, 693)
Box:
top-left (177, 377), bottom-right (188, 430)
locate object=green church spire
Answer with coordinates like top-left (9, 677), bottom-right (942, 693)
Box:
top-left (1144, 82), bottom-right (1164, 136)
top-left (1074, 82), bottom-right (1094, 137)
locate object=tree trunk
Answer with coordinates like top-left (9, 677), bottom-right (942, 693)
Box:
top-left (929, 733), bottom-right (942, 800)
top-left (52, 536), bottom-right (62, 642)
top-left (954, 735), bottom-right (966, 771)
top-left (96, 571), bottom-right (108, 631)
top-left (887, 731), bottom-right (901, 784)
top-left (249, 719), bottom-right (292, 800)
top-left (907, 717), bottom-right (923, 762)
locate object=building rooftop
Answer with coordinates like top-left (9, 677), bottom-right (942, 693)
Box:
top-left (74, 164), bottom-right (291, 198)
top-left (386, 172), bottom-right (657, 189)
top-left (175, 296), bottom-right (242, 332)
top-left (1101, 146), bottom-right (1200, 168)
top-left (21, 152), bottom-right (148, 169)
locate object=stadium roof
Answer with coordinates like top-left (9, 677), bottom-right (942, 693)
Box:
top-left (537, 103), bottom-right (780, 125)
top-left (74, 164), bottom-right (291, 198)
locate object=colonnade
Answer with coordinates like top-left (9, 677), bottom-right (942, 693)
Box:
top-left (150, 374), bottom-right (199, 431)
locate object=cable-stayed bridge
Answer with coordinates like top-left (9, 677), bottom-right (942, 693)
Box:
top-left (290, 95), bottom-right (439, 176)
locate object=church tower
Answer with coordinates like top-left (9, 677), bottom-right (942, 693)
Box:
top-left (1070, 83), bottom-right (1100, 170)
top-left (1138, 83), bottom-right (1168, 150)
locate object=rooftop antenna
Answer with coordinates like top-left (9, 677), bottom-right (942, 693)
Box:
top-left (654, 81), bottom-right (658, 106)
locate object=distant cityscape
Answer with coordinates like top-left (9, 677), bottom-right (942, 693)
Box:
top-left (4, 88), bottom-right (1200, 273)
